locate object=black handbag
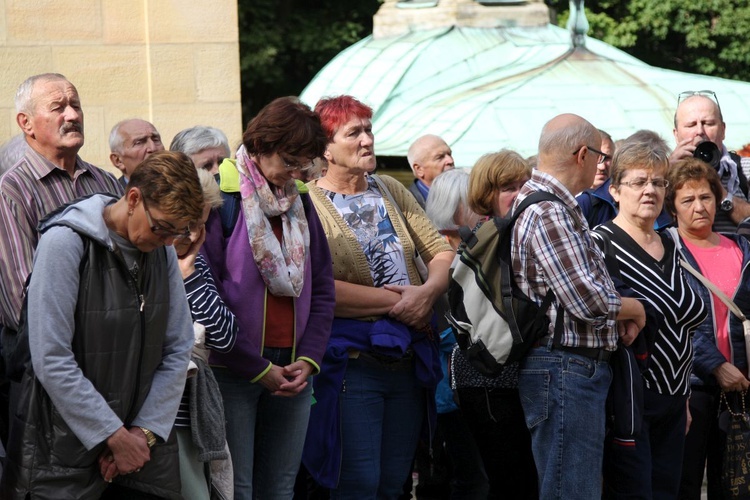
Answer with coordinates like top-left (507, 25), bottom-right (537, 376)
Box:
top-left (720, 389), bottom-right (750, 499)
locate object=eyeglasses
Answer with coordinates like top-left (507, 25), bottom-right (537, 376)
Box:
top-left (572, 145), bottom-right (608, 164)
top-left (281, 155), bottom-right (315, 172)
top-left (141, 197), bottom-right (191, 240)
top-left (678, 90), bottom-right (722, 115)
top-left (619, 178), bottom-right (670, 191)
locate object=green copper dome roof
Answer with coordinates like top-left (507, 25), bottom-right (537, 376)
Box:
top-left (300, 24), bottom-right (750, 166)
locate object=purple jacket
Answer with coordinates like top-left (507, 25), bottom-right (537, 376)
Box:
top-left (201, 194), bottom-right (335, 380)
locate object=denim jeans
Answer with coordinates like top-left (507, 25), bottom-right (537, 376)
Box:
top-left (518, 346), bottom-right (612, 500)
top-left (330, 356), bottom-right (425, 500)
top-left (213, 348), bottom-right (312, 500)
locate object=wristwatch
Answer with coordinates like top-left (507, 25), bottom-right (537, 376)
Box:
top-left (139, 427), bottom-right (157, 448)
top-left (721, 198), bottom-right (734, 212)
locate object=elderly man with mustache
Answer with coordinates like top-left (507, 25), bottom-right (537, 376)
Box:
top-left (0, 73), bottom-right (122, 472)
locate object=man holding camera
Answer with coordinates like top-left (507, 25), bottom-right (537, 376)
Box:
top-left (671, 90), bottom-right (750, 233)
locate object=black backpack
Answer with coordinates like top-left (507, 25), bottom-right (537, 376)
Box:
top-left (446, 191), bottom-right (562, 377)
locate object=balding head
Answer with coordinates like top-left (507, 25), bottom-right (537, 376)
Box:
top-left (407, 134), bottom-right (454, 187)
top-left (673, 94), bottom-right (725, 151)
top-left (109, 118), bottom-right (164, 179)
top-left (537, 114), bottom-right (600, 194)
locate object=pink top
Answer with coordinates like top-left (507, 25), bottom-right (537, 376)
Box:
top-left (683, 235), bottom-right (743, 361)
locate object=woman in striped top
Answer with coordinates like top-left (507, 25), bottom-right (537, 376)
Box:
top-left (592, 139), bottom-right (706, 500)
top-left (174, 169), bottom-right (238, 500)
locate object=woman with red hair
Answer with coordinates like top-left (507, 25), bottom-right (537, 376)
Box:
top-left (302, 95), bottom-right (454, 498)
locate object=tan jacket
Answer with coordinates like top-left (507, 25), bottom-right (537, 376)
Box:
top-left (307, 174), bottom-right (450, 292)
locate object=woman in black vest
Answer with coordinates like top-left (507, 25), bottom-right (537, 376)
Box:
top-left (2, 151), bottom-right (205, 500)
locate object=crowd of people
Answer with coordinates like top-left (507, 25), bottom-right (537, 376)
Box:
top-left (0, 72), bottom-right (746, 500)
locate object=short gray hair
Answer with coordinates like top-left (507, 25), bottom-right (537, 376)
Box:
top-left (622, 129), bottom-right (671, 157)
top-left (170, 126), bottom-right (231, 158)
top-left (610, 139), bottom-right (670, 187)
top-left (425, 169), bottom-right (472, 231)
top-left (15, 73), bottom-right (69, 114)
top-left (109, 119), bottom-right (130, 153)
top-left (407, 134), bottom-right (444, 171)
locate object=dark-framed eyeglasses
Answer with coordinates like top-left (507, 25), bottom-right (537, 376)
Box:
top-left (572, 145), bottom-right (608, 164)
top-left (141, 197), bottom-right (191, 240)
top-left (677, 90), bottom-right (722, 115)
top-left (619, 178), bottom-right (669, 191)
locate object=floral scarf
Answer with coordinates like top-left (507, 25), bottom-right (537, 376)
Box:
top-left (235, 145), bottom-right (308, 297)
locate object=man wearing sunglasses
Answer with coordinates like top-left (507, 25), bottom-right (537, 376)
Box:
top-left (672, 90), bottom-right (750, 234)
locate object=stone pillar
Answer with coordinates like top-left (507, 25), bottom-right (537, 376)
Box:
top-left (374, 0), bottom-right (549, 39)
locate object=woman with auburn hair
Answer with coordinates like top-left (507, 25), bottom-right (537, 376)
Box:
top-left (663, 158), bottom-right (750, 499)
top-left (200, 96), bottom-right (335, 499)
top-left (302, 95), bottom-right (454, 499)
top-left (451, 150), bottom-right (537, 499)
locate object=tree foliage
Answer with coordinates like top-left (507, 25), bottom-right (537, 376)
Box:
top-left (238, 0), bottom-right (382, 122)
top-left (548, 0), bottom-right (750, 82)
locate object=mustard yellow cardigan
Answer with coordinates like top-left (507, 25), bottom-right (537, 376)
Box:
top-left (307, 174), bottom-right (450, 290)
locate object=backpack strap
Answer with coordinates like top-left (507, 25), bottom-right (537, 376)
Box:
top-left (216, 160), bottom-right (242, 238)
top-left (730, 151), bottom-right (749, 198)
top-left (509, 191), bottom-right (564, 224)
top-left (508, 191), bottom-right (567, 343)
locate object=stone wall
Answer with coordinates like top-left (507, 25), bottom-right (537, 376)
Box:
top-left (0, 0), bottom-right (242, 174)
top-left (374, 0), bottom-right (550, 39)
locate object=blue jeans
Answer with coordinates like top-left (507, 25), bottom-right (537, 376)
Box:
top-left (518, 346), bottom-right (612, 500)
top-left (330, 356), bottom-right (425, 500)
top-left (213, 348), bottom-right (312, 500)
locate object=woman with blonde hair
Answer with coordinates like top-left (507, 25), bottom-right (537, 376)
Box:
top-left (173, 168), bottom-right (238, 500)
top-left (452, 150), bottom-right (538, 499)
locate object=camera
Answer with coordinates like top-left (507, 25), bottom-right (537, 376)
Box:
top-left (693, 141), bottom-right (721, 170)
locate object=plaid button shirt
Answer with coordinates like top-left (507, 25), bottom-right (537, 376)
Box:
top-left (511, 170), bottom-right (621, 350)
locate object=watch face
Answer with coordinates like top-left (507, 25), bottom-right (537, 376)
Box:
top-left (722, 199), bottom-right (734, 212)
